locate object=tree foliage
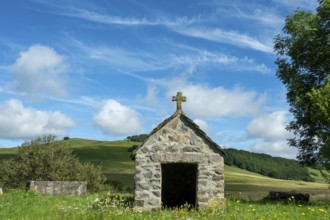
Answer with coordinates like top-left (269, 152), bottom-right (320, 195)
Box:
top-left (0, 135), bottom-right (105, 191)
top-left (274, 0), bottom-right (330, 172)
top-left (126, 134), bottom-right (148, 142)
top-left (224, 148), bottom-right (314, 181)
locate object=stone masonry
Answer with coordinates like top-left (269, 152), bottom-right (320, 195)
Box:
top-left (132, 92), bottom-right (225, 210)
top-left (29, 181), bottom-right (87, 196)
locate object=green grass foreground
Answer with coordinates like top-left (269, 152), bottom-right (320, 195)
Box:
top-left (0, 190), bottom-right (329, 220)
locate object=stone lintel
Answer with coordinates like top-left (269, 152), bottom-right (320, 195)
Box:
top-left (150, 153), bottom-right (207, 163)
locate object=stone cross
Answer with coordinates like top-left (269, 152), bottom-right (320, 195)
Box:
top-left (172, 92), bottom-right (186, 112)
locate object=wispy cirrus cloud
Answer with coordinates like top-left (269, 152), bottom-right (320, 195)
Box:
top-left (215, 7), bottom-right (283, 29)
top-left (174, 27), bottom-right (273, 53)
top-left (170, 49), bottom-right (272, 74)
top-left (59, 6), bottom-right (273, 53)
top-left (62, 7), bottom-right (197, 27)
top-left (71, 38), bottom-right (272, 76)
top-left (70, 39), bottom-right (169, 73)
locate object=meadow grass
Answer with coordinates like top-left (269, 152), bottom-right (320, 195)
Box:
top-left (0, 190), bottom-right (329, 220)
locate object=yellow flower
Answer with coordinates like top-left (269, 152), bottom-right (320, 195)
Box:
top-left (319, 208), bottom-right (325, 212)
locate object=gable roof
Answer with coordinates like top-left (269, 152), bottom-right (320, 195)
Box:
top-left (131, 110), bottom-right (226, 159)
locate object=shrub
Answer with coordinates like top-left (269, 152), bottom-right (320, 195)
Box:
top-left (0, 135), bottom-right (106, 192)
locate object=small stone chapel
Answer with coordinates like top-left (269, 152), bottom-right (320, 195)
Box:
top-left (131, 92), bottom-right (225, 210)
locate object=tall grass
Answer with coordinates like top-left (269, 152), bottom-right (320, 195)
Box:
top-left (0, 190), bottom-right (329, 220)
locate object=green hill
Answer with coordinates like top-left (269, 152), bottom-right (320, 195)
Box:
top-left (224, 148), bottom-right (314, 182)
top-left (0, 138), bottom-right (329, 201)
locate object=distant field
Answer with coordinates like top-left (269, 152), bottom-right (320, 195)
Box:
top-left (1, 138), bottom-right (329, 201)
top-left (225, 165), bottom-right (330, 201)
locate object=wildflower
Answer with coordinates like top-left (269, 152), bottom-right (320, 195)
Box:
top-left (319, 208), bottom-right (325, 212)
top-left (302, 213), bottom-right (305, 216)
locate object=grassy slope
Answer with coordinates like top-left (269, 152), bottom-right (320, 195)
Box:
top-left (225, 165), bottom-right (330, 201)
top-left (1, 138), bottom-right (329, 200)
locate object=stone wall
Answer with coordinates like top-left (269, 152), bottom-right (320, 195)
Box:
top-left (29, 181), bottom-right (87, 196)
top-left (134, 114), bottom-right (224, 210)
top-left (0, 187), bottom-right (3, 195)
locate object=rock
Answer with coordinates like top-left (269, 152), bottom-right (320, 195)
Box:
top-left (0, 187), bottom-right (3, 195)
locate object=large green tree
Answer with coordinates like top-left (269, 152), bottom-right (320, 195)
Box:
top-left (274, 0), bottom-right (330, 172)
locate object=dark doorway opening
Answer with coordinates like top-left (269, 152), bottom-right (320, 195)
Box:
top-left (161, 163), bottom-right (197, 208)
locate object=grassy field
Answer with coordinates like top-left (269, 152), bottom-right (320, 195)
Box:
top-left (0, 190), bottom-right (329, 220)
top-left (225, 166), bottom-right (330, 201)
top-left (1, 138), bottom-right (329, 201)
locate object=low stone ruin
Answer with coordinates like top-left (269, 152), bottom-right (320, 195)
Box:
top-left (29, 181), bottom-right (87, 196)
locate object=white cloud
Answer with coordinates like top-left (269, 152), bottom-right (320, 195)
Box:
top-left (171, 51), bottom-right (272, 74)
top-left (0, 99), bottom-right (75, 139)
top-left (212, 2), bottom-right (284, 29)
top-left (193, 119), bottom-right (210, 133)
top-left (9, 44), bottom-right (68, 99)
top-left (72, 40), bottom-right (166, 73)
top-left (143, 85), bottom-right (159, 106)
top-left (94, 100), bottom-right (143, 136)
top-left (64, 7), bottom-right (197, 27)
top-left (67, 8), bottom-right (156, 26)
top-left (251, 141), bottom-right (298, 159)
top-left (246, 111), bottom-right (292, 141)
top-left (160, 78), bottom-right (264, 118)
top-left (174, 27), bottom-right (273, 53)
top-left (246, 111), bottom-right (296, 159)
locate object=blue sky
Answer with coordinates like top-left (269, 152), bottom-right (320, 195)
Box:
top-left (0, 0), bottom-right (318, 158)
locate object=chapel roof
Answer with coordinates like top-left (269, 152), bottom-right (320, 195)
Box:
top-left (131, 92), bottom-right (226, 159)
